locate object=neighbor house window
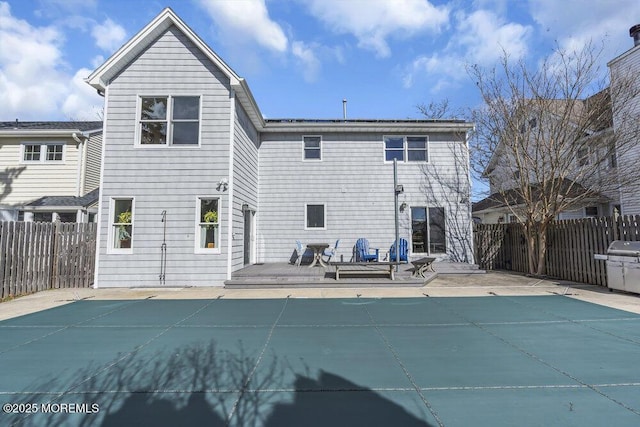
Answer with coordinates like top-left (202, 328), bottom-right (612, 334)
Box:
top-left (303, 136), bottom-right (321, 160)
top-left (22, 143), bottom-right (64, 162)
top-left (306, 204), bottom-right (325, 229)
top-left (139, 96), bottom-right (200, 145)
top-left (585, 206), bottom-right (598, 217)
top-left (111, 198), bottom-right (133, 250)
top-left (198, 198), bottom-right (220, 251)
top-left (577, 148), bottom-right (589, 166)
top-left (384, 136), bottom-right (428, 162)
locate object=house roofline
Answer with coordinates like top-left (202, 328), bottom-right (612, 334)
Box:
top-left (85, 7), bottom-right (266, 131)
top-left (260, 119), bottom-right (473, 133)
top-left (0, 128), bottom-right (102, 138)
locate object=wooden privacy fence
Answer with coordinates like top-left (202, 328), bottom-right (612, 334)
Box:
top-left (0, 222), bottom-right (97, 299)
top-left (474, 215), bottom-right (640, 286)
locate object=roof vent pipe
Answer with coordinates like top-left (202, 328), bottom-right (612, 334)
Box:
top-left (343, 99), bottom-right (347, 121)
top-left (631, 24), bottom-right (640, 47)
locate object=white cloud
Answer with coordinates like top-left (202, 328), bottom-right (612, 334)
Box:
top-left (304, 0), bottom-right (449, 57)
top-left (402, 9), bottom-right (530, 90)
top-left (0, 2), bottom-right (102, 120)
top-left (62, 68), bottom-right (104, 120)
top-left (196, 0), bottom-right (288, 52)
top-left (292, 41), bottom-right (321, 82)
top-left (91, 18), bottom-right (126, 52)
top-left (529, 0), bottom-right (640, 58)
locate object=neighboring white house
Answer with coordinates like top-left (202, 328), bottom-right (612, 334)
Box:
top-left (474, 25), bottom-right (640, 225)
top-left (0, 121), bottom-right (103, 222)
top-left (85, 8), bottom-right (474, 288)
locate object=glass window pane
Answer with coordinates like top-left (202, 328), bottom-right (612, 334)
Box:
top-left (173, 122), bottom-right (199, 144)
top-left (411, 207), bottom-right (427, 253)
top-left (24, 144), bottom-right (40, 161)
top-left (199, 198), bottom-right (219, 249)
top-left (46, 144), bottom-right (63, 161)
top-left (306, 204), bottom-right (325, 228)
top-left (385, 150), bottom-right (404, 161)
top-left (385, 137), bottom-right (403, 149)
top-left (114, 199), bottom-right (132, 223)
top-left (304, 137), bottom-right (321, 148)
top-left (141, 97), bottom-right (167, 120)
top-left (141, 122), bottom-right (167, 144)
top-left (173, 97), bottom-right (199, 120)
top-left (429, 207), bottom-right (446, 253)
top-left (408, 149), bottom-right (427, 161)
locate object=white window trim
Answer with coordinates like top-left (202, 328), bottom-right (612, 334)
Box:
top-left (107, 197), bottom-right (134, 254)
top-left (195, 196), bottom-right (222, 254)
top-left (20, 142), bottom-right (66, 164)
top-left (304, 203), bottom-right (327, 230)
top-left (383, 135), bottom-right (430, 164)
top-left (302, 135), bottom-right (322, 161)
top-left (135, 95), bottom-right (202, 148)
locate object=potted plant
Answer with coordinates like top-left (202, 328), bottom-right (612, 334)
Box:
top-left (203, 210), bottom-right (218, 248)
top-left (117, 210), bottom-right (132, 248)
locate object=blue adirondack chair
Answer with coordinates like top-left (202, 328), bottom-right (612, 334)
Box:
top-left (389, 238), bottom-right (408, 262)
top-left (323, 239), bottom-right (340, 263)
top-left (355, 238), bottom-right (379, 262)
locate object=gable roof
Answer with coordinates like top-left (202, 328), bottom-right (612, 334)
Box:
top-left (85, 7), bottom-right (264, 130)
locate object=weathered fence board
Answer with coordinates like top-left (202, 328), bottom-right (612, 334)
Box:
top-left (0, 222), bottom-right (96, 299)
top-left (474, 215), bottom-right (640, 286)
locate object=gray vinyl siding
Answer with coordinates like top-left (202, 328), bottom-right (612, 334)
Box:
top-left (231, 101), bottom-right (259, 270)
top-left (257, 131), bottom-right (473, 263)
top-left (96, 25), bottom-right (232, 287)
top-left (83, 132), bottom-right (102, 193)
top-left (610, 46), bottom-right (640, 215)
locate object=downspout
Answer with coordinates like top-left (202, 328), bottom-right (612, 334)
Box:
top-left (72, 132), bottom-right (87, 197)
top-left (93, 85), bottom-right (108, 289)
top-left (227, 89), bottom-right (236, 281)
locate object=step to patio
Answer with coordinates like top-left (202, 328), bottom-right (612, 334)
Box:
top-left (224, 274), bottom-right (435, 289)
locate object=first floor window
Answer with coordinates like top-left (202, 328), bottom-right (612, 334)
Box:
top-left (306, 204), bottom-right (325, 229)
top-left (112, 198), bottom-right (133, 249)
top-left (198, 198), bottom-right (220, 249)
top-left (411, 206), bottom-right (446, 254)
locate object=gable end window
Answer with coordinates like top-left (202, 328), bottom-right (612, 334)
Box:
top-left (303, 136), bottom-right (321, 160)
top-left (22, 143), bottom-right (64, 162)
top-left (139, 96), bottom-right (200, 146)
top-left (384, 136), bottom-right (429, 162)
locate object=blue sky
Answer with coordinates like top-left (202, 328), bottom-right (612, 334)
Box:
top-left (1, 0), bottom-right (638, 123)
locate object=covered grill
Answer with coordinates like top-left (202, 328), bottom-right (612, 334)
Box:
top-left (594, 241), bottom-right (640, 293)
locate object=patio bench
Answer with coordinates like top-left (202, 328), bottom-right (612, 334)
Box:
top-left (332, 261), bottom-right (406, 280)
top-left (411, 257), bottom-right (436, 278)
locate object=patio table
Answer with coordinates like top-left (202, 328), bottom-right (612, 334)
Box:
top-left (307, 243), bottom-right (330, 267)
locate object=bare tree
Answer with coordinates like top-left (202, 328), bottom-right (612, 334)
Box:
top-left (469, 42), bottom-right (640, 276)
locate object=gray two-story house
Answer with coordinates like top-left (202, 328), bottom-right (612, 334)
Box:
top-left (86, 8), bottom-right (474, 287)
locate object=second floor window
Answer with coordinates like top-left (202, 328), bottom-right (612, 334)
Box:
top-left (303, 136), bottom-right (321, 160)
top-left (139, 96), bottom-right (200, 145)
top-left (384, 136), bottom-right (429, 162)
top-left (22, 143), bottom-right (64, 162)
